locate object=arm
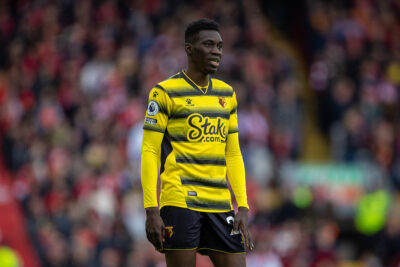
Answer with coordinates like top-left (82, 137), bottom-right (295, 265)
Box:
top-left (226, 132), bottom-right (254, 251)
top-left (141, 86), bottom-right (171, 251)
top-left (226, 91), bottom-right (248, 209)
top-left (141, 130), bottom-right (163, 209)
top-left (141, 129), bottom-right (166, 251)
top-left (225, 133), bottom-right (254, 250)
top-left (226, 132), bottom-right (248, 209)
top-left (225, 90), bottom-right (254, 251)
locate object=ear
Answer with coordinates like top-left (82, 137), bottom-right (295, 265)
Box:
top-left (185, 43), bottom-right (193, 56)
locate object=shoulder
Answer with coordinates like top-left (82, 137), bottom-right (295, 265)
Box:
top-left (211, 78), bottom-right (234, 97)
top-left (156, 72), bottom-right (183, 91)
top-left (211, 78), bottom-right (233, 90)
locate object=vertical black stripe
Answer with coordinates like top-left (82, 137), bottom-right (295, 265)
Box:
top-left (207, 77), bottom-right (212, 93)
top-left (181, 71), bottom-right (200, 92)
top-left (160, 130), bottom-right (173, 174)
top-left (181, 71), bottom-right (213, 95)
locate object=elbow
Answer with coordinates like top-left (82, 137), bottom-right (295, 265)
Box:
top-left (225, 150), bottom-right (242, 158)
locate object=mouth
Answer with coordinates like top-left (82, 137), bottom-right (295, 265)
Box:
top-left (208, 58), bottom-right (220, 68)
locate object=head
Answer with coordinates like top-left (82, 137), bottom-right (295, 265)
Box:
top-left (185, 19), bottom-right (223, 74)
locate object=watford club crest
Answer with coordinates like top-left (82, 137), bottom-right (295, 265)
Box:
top-left (218, 97), bottom-right (226, 108)
top-left (165, 226), bottom-right (174, 238)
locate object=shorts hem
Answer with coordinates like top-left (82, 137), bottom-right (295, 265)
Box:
top-left (163, 247), bottom-right (197, 251)
top-left (197, 247), bottom-right (246, 254)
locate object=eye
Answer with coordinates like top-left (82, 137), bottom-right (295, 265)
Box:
top-left (217, 43), bottom-right (223, 50)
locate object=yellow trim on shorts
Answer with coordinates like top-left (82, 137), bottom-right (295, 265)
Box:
top-left (197, 247), bottom-right (246, 254)
top-left (163, 247), bottom-right (197, 251)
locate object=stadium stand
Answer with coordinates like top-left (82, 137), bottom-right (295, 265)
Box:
top-left (0, 0), bottom-right (399, 266)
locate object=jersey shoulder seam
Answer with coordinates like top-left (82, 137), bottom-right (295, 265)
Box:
top-left (211, 78), bottom-right (233, 90)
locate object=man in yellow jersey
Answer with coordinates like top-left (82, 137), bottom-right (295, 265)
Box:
top-left (141, 18), bottom-right (254, 267)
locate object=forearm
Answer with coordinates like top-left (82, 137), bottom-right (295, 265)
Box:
top-left (141, 149), bottom-right (159, 208)
top-left (226, 153), bottom-right (248, 208)
top-left (226, 133), bottom-right (249, 209)
top-left (141, 130), bottom-right (164, 208)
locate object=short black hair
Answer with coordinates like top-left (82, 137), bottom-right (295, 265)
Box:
top-left (185, 18), bottom-right (220, 44)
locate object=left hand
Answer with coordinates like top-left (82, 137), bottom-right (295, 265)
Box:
top-left (233, 207), bottom-right (254, 251)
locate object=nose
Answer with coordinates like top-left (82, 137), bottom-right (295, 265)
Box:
top-left (212, 45), bottom-right (222, 56)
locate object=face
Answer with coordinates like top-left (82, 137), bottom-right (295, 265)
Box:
top-left (186, 30), bottom-right (223, 74)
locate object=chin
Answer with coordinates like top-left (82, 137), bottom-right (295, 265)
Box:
top-left (206, 67), bottom-right (218, 74)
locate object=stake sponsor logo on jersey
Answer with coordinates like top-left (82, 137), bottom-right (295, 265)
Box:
top-left (186, 113), bottom-right (227, 143)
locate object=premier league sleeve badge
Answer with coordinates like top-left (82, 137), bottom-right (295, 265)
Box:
top-left (147, 100), bottom-right (160, 116)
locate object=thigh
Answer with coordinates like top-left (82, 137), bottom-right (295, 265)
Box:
top-left (160, 206), bottom-right (202, 250)
top-left (165, 250), bottom-right (197, 267)
top-left (208, 251), bottom-right (246, 267)
top-left (198, 211), bottom-right (245, 254)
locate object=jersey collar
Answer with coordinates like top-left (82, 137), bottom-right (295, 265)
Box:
top-left (181, 70), bottom-right (212, 94)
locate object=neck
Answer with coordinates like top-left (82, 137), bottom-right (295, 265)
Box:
top-left (185, 64), bottom-right (209, 87)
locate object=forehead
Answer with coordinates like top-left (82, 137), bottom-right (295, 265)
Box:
top-left (196, 30), bottom-right (222, 42)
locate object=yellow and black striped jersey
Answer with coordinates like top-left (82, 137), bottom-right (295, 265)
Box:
top-left (141, 70), bottom-right (248, 213)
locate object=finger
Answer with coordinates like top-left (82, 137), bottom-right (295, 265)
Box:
top-left (151, 232), bottom-right (162, 250)
top-left (233, 217), bottom-right (240, 232)
top-left (247, 229), bottom-right (254, 251)
top-left (146, 231), bottom-right (154, 245)
top-left (148, 232), bottom-right (156, 246)
top-left (153, 233), bottom-right (162, 250)
top-left (240, 224), bottom-right (249, 249)
top-left (160, 224), bottom-right (165, 245)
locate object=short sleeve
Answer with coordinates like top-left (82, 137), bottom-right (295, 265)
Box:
top-left (143, 85), bottom-right (171, 133)
top-left (228, 91), bottom-right (238, 134)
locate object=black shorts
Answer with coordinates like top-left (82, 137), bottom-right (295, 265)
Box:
top-left (160, 206), bottom-right (245, 254)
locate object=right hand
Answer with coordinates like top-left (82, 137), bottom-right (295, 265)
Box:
top-left (145, 207), bottom-right (165, 251)
top-left (233, 207), bottom-right (254, 251)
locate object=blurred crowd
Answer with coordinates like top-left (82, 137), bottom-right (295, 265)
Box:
top-left (0, 0), bottom-right (399, 266)
top-left (306, 0), bottom-right (400, 264)
top-left (308, 0), bottom-right (400, 178)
